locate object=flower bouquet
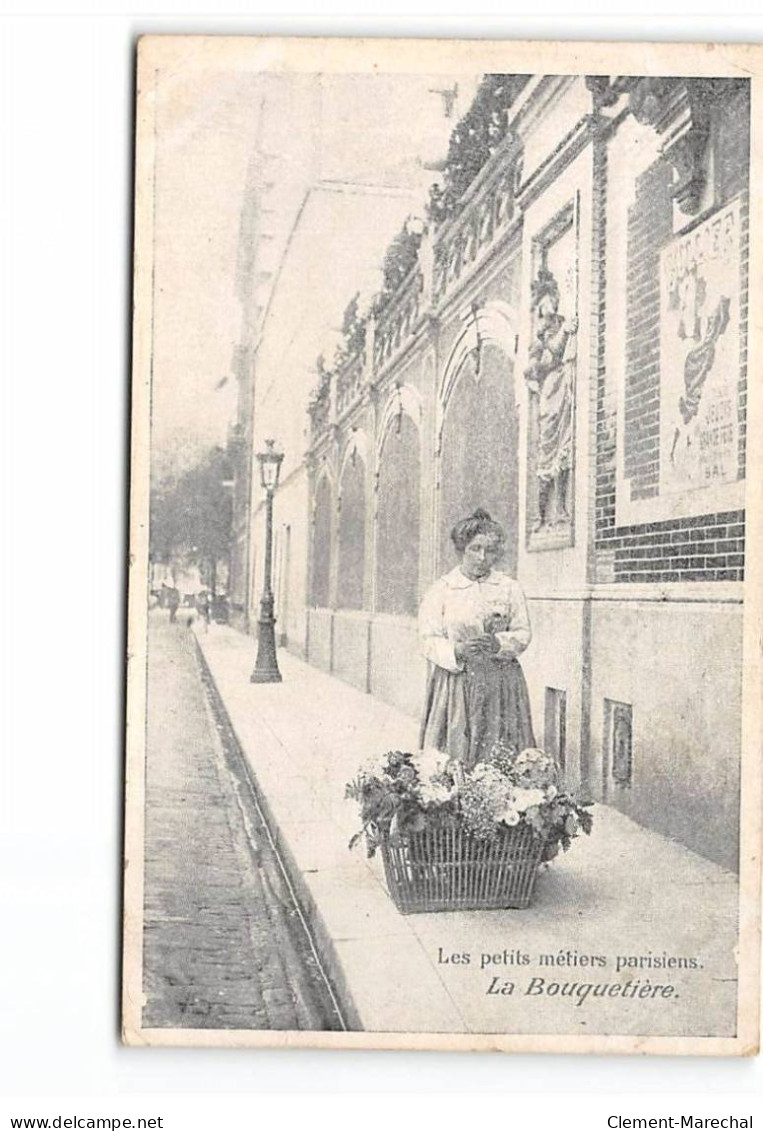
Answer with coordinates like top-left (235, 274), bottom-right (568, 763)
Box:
top-left (345, 743), bottom-right (592, 913)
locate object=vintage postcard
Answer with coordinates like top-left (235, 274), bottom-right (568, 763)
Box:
top-left (123, 36), bottom-right (762, 1054)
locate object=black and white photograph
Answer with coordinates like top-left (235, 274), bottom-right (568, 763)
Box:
top-left (123, 36), bottom-right (762, 1054)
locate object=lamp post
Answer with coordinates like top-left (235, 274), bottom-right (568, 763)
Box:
top-left (250, 439), bottom-right (284, 684)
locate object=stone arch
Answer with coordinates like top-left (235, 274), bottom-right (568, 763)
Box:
top-left (375, 407), bottom-right (421, 617)
top-left (436, 300), bottom-right (518, 438)
top-left (337, 442), bottom-right (368, 611)
top-left (338, 427), bottom-right (371, 485)
top-left (311, 468), bottom-right (334, 608)
top-left (376, 383), bottom-right (423, 468)
top-left (435, 303), bottom-right (520, 576)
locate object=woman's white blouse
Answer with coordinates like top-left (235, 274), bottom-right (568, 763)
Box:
top-left (418, 567), bottom-right (532, 673)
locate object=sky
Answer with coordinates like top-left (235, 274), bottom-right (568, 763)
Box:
top-left (151, 68), bottom-right (261, 476)
top-left (149, 64), bottom-right (479, 481)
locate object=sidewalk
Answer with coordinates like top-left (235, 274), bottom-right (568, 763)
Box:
top-left (193, 623), bottom-right (739, 1039)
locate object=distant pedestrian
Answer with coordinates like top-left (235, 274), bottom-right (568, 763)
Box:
top-left (167, 586), bottom-right (180, 624)
top-left (196, 590), bottom-right (211, 633)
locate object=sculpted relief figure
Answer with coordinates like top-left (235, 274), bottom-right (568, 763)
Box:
top-left (524, 266), bottom-right (578, 532)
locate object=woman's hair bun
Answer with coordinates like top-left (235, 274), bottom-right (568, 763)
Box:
top-left (450, 508), bottom-right (506, 554)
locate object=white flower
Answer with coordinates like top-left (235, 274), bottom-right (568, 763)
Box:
top-left (545, 784), bottom-right (557, 801)
top-left (412, 749), bottom-right (457, 806)
top-left (413, 747), bottom-right (448, 779)
top-left (418, 778), bottom-right (454, 806)
top-left (513, 787), bottom-right (545, 812)
top-left (501, 807), bottom-right (520, 826)
top-left (519, 747), bottom-right (547, 763)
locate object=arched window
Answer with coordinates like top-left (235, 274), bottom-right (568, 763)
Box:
top-left (438, 341), bottom-right (519, 574)
top-left (311, 474), bottom-right (333, 607)
top-left (337, 456), bottom-right (366, 610)
top-left (375, 413), bottom-right (421, 616)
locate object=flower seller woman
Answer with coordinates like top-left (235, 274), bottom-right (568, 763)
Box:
top-left (418, 508), bottom-right (535, 769)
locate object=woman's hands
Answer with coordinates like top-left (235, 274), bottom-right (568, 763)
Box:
top-left (455, 634), bottom-right (500, 663)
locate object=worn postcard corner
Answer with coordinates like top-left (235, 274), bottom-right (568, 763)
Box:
top-left (124, 36), bottom-right (763, 1055)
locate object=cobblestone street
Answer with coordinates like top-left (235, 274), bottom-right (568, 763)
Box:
top-left (142, 613), bottom-right (344, 1031)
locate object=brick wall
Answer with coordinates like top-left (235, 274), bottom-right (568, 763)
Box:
top-left (739, 194), bottom-right (749, 482)
top-left (716, 86), bottom-right (751, 483)
top-left (594, 84), bottom-right (749, 585)
top-left (607, 510), bottom-right (745, 583)
top-left (622, 161), bottom-right (674, 501)
top-left (592, 134), bottom-right (614, 578)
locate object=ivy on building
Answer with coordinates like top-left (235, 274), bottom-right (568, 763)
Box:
top-left (426, 73), bottom-right (530, 227)
top-left (309, 74), bottom-right (530, 410)
top-left (309, 295), bottom-right (367, 412)
top-left (308, 353), bottom-right (332, 410)
top-left (335, 293), bottom-right (367, 364)
top-left (372, 224), bottom-right (424, 315)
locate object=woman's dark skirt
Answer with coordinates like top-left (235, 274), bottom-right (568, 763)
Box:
top-left (418, 656), bottom-right (536, 770)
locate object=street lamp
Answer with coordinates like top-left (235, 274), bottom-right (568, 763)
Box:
top-left (250, 439), bottom-right (285, 683)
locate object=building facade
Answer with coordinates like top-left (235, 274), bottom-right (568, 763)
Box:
top-left (237, 75), bottom-right (749, 872)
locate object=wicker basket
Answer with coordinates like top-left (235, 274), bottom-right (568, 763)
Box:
top-left (378, 822), bottom-right (545, 914)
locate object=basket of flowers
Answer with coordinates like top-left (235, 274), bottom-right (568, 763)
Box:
top-left (345, 744), bottom-right (592, 914)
